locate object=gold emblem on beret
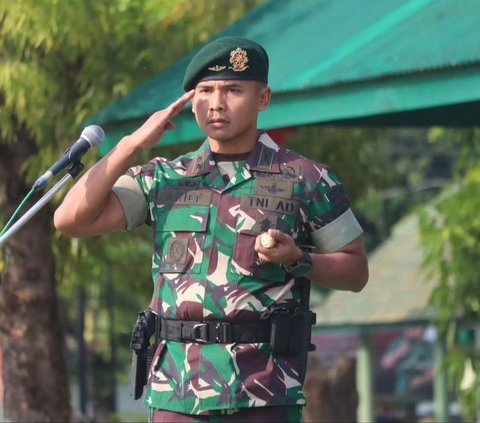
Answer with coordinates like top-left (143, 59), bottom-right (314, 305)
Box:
top-left (229, 47), bottom-right (249, 72)
top-left (208, 65), bottom-right (226, 72)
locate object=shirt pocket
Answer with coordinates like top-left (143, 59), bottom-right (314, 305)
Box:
top-left (232, 209), bottom-right (294, 282)
top-left (153, 204), bottom-right (209, 274)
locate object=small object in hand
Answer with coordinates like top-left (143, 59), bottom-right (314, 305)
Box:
top-left (260, 233), bottom-right (276, 249)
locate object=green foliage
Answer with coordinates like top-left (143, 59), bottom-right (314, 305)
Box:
top-left (0, 0), bottom-right (264, 416)
top-left (0, 0), bottom-right (264, 174)
top-left (419, 128), bottom-right (480, 421)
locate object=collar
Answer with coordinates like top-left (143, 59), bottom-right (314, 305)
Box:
top-left (185, 140), bottom-right (217, 177)
top-left (185, 132), bottom-right (282, 177)
top-left (246, 132), bottom-right (281, 174)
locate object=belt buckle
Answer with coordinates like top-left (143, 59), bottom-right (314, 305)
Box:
top-left (192, 323), bottom-right (209, 343)
top-left (192, 322), bottom-right (232, 343)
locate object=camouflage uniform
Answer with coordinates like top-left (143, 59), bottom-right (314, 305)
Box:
top-left (150, 404), bottom-right (303, 422)
top-left (113, 132), bottom-right (363, 416)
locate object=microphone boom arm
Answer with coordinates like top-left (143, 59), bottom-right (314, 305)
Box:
top-left (0, 162), bottom-right (84, 248)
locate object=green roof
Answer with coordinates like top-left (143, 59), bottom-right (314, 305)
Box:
top-left (91, 0), bottom-right (480, 154)
top-left (312, 215), bottom-right (436, 331)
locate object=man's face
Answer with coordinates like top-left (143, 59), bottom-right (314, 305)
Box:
top-left (191, 79), bottom-right (271, 150)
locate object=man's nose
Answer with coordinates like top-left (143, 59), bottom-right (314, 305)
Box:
top-left (209, 91), bottom-right (225, 111)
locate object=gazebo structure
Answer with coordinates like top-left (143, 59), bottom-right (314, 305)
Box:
top-left (310, 215), bottom-right (443, 422)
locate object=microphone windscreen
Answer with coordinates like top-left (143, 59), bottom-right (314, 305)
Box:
top-left (81, 125), bottom-right (105, 146)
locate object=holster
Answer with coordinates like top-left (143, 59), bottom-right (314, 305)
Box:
top-left (130, 309), bottom-right (157, 400)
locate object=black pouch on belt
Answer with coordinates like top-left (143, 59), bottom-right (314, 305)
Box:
top-left (270, 310), bottom-right (307, 356)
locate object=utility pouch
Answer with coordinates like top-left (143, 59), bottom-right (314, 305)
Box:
top-left (270, 308), bottom-right (316, 357)
top-left (270, 277), bottom-right (317, 382)
top-left (270, 312), bottom-right (293, 355)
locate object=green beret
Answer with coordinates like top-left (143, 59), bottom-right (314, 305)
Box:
top-left (183, 36), bottom-right (269, 91)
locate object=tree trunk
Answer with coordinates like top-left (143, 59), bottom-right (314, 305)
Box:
top-left (0, 131), bottom-right (72, 422)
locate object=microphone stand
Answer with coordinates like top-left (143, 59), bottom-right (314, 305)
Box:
top-left (0, 162), bottom-right (84, 248)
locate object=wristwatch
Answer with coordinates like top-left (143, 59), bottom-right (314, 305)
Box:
top-left (283, 249), bottom-right (313, 277)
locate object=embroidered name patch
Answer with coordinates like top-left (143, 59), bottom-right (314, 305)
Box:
top-left (241, 195), bottom-right (300, 215)
top-left (157, 189), bottom-right (212, 206)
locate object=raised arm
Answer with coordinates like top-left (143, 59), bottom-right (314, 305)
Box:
top-left (54, 90), bottom-right (195, 238)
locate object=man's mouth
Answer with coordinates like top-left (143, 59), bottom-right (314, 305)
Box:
top-left (207, 118), bottom-right (229, 127)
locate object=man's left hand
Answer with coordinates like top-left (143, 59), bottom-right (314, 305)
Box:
top-left (255, 229), bottom-right (302, 266)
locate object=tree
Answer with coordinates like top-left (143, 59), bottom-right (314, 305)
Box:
top-left (0, 1), bottom-right (262, 420)
top-left (288, 126), bottom-right (456, 251)
top-left (419, 128), bottom-right (480, 422)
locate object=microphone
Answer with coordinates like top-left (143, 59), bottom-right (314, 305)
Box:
top-left (33, 125), bottom-right (105, 190)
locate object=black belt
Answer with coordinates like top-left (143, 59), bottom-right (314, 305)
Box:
top-left (159, 317), bottom-right (271, 344)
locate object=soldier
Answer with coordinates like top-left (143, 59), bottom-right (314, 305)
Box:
top-left (54, 37), bottom-right (369, 422)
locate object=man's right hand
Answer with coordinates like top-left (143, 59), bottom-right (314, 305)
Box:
top-left (126, 90), bottom-right (195, 153)
top-left (54, 90), bottom-right (195, 238)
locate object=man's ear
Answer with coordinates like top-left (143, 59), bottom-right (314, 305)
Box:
top-left (258, 86), bottom-right (272, 111)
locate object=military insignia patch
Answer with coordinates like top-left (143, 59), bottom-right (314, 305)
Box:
top-left (280, 164), bottom-right (302, 181)
top-left (257, 145), bottom-right (275, 170)
top-left (167, 238), bottom-right (188, 265)
top-left (255, 179), bottom-right (293, 198)
top-left (229, 47), bottom-right (249, 72)
top-left (255, 213), bottom-right (278, 233)
top-left (208, 65), bottom-right (226, 72)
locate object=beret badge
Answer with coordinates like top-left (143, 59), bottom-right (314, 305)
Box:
top-left (207, 65), bottom-right (226, 72)
top-left (229, 47), bottom-right (249, 72)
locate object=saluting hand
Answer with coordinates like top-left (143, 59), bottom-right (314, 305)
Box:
top-left (127, 90), bottom-right (195, 151)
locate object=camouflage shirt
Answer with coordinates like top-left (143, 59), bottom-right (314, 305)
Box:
top-left (113, 132), bottom-right (363, 414)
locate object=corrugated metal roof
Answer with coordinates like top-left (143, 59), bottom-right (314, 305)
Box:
top-left (268, 0), bottom-right (480, 91)
top-left (312, 214), bottom-right (437, 329)
top-left (91, 0), bottom-right (480, 153)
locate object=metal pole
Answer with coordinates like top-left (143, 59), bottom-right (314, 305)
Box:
top-left (106, 264), bottom-right (117, 412)
top-left (0, 163), bottom-right (84, 248)
top-left (77, 285), bottom-right (87, 416)
top-left (357, 330), bottom-right (375, 423)
top-left (434, 334), bottom-right (449, 422)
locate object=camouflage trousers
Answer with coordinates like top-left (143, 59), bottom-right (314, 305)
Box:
top-left (150, 405), bottom-right (303, 422)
